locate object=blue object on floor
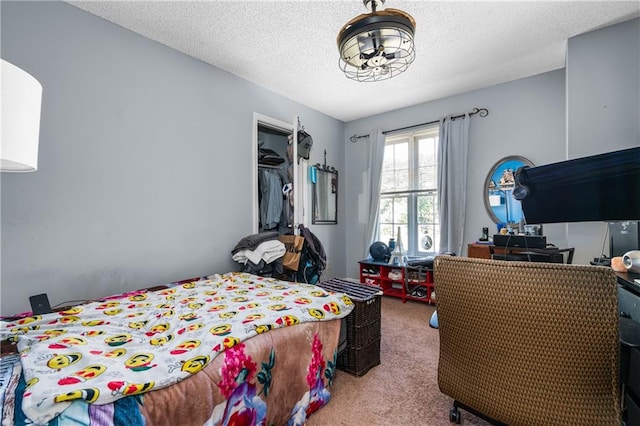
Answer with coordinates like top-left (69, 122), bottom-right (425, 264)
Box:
top-left (429, 310), bottom-right (439, 329)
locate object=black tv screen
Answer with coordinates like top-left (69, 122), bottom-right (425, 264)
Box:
top-left (514, 146), bottom-right (640, 224)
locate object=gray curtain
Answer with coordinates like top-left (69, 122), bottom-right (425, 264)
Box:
top-left (364, 130), bottom-right (385, 257)
top-left (437, 114), bottom-right (470, 255)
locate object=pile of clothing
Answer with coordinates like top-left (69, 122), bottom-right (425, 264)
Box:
top-left (231, 231), bottom-right (285, 276)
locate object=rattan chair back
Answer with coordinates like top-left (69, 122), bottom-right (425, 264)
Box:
top-left (434, 256), bottom-right (620, 425)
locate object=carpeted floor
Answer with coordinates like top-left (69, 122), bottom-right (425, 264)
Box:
top-left (307, 296), bottom-right (491, 426)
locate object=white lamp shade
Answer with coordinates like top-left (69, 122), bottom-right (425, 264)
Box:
top-left (1, 59), bottom-right (42, 172)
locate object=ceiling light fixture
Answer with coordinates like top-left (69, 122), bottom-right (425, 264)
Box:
top-left (337, 0), bottom-right (416, 82)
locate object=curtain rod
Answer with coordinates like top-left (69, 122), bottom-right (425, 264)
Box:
top-left (382, 107), bottom-right (488, 135)
top-left (349, 134), bottom-right (370, 143)
top-left (349, 107), bottom-right (489, 142)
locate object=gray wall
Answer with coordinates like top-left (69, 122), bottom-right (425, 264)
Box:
top-left (565, 18), bottom-right (640, 319)
top-left (565, 18), bottom-right (640, 260)
top-left (344, 70), bottom-right (567, 277)
top-left (343, 17), bottom-right (640, 277)
top-left (1, 1), bottom-right (346, 315)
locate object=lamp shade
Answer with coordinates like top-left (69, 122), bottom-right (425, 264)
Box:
top-left (1, 59), bottom-right (42, 172)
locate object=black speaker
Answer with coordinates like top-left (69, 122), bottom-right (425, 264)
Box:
top-left (609, 221), bottom-right (640, 257)
top-left (493, 234), bottom-right (547, 249)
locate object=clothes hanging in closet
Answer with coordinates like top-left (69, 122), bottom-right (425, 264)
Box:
top-left (259, 168), bottom-right (284, 231)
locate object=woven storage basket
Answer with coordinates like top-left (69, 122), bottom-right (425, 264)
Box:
top-left (317, 278), bottom-right (382, 376)
top-left (337, 337), bottom-right (381, 377)
top-left (344, 295), bottom-right (381, 348)
top-left (345, 295), bottom-right (381, 326)
top-left (346, 318), bottom-right (381, 349)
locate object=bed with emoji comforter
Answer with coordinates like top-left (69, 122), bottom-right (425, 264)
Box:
top-left (0, 272), bottom-right (354, 425)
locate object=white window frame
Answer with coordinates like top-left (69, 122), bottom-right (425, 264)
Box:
top-left (379, 125), bottom-right (439, 257)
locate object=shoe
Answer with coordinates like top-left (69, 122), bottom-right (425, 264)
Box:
top-left (363, 268), bottom-right (379, 277)
top-left (411, 286), bottom-right (427, 298)
top-left (388, 270), bottom-right (402, 280)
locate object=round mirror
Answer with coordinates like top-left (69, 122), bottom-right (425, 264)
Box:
top-left (483, 155), bottom-right (534, 224)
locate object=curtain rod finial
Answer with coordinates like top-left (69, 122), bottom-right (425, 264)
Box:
top-left (472, 107), bottom-right (489, 117)
top-left (350, 134), bottom-right (371, 143)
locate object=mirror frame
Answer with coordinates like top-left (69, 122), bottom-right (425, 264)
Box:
top-left (312, 165), bottom-right (338, 225)
top-left (483, 155), bottom-right (534, 224)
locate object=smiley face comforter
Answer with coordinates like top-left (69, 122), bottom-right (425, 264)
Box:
top-left (0, 272), bottom-right (354, 425)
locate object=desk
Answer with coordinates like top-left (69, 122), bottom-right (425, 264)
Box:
top-left (620, 317), bottom-right (640, 382)
top-left (466, 243), bottom-right (574, 264)
top-left (620, 316), bottom-right (640, 426)
top-left (617, 271), bottom-right (640, 297)
top-left (617, 272), bottom-right (640, 425)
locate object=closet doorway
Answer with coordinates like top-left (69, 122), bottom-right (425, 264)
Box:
top-left (252, 113), bottom-right (304, 235)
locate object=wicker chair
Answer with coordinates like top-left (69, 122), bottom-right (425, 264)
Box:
top-left (434, 256), bottom-right (621, 425)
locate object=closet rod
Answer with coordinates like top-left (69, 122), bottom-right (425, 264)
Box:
top-left (382, 107), bottom-right (489, 135)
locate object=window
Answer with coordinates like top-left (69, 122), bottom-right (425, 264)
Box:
top-left (378, 126), bottom-right (439, 256)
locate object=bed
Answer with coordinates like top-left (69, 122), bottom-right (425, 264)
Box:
top-left (0, 272), bottom-right (354, 425)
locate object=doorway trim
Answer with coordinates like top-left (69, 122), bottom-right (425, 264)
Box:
top-left (252, 113), bottom-right (297, 234)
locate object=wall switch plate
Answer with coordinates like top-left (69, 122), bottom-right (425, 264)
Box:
top-left (29, 293), bottom-right (52, 315)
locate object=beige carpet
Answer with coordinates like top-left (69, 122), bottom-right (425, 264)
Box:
top-left (307, 296), bottom-right (491, 426)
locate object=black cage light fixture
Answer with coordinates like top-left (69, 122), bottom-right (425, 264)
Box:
top-left (337, 0), bottom-right (416, 82)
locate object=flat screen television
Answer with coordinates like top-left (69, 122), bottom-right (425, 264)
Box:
top-left (514, 146), bottom-right (640, 224)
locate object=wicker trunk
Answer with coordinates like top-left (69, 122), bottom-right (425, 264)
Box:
top-left (317, 278), bottom-right (382, 376)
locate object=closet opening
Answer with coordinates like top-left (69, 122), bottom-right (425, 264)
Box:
top-left (252, 113), bottom-right (299, 235)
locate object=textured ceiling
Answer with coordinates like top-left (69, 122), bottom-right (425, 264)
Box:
top-left (68, 1), bottom-right (640, 122)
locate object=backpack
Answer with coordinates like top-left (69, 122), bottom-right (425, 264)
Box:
top-left (296, 224), bottom-right (327, 284)
top-left (297, 130), bottom-right (313, 160)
